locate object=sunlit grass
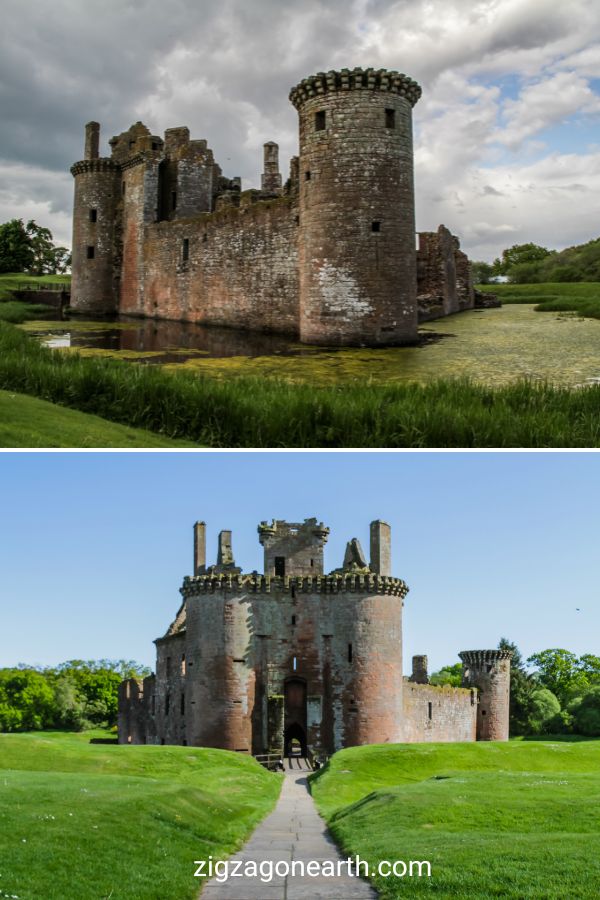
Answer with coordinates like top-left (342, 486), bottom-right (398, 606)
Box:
top-left (0, 731), bottom-right (281, 900)
top-left (311, 740), bottom-right (600, 898)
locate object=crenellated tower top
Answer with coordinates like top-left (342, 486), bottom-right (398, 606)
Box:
top-left (289, 67), bottom-right (422, 110)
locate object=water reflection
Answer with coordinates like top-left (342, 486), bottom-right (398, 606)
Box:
top-left (41, 316), bottom-right (309, 359)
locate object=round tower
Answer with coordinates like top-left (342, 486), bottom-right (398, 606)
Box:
top-left (289, 68), bottom-right (422, 346)
top-left (70, 122), bottom-right (120, 314)
top-left (459, 649), bottom-right (512, 741)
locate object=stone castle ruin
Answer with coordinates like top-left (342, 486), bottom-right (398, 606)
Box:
top-left (71, 68), bottom-right (482, 346)
top-left (118, 518), bottom-right (511, 754)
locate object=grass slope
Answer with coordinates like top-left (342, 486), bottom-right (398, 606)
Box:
top-left (0, 731), bottom-right (281, 900)
top-left (0, 390), bottom-right (198, 447)
top-left (0, 272), bottom-right (71, 300)
top-left (3, 321), bottom-right (600, 447)
top-left (311, 741), bottom-right (600, 898)
top-left (479, 282), bottom-right (600, 318)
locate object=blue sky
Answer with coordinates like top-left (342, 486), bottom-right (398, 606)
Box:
top-left (0, 451), bottom-right (597, 675)
top-left (1, 0), bottom-right (599, 261)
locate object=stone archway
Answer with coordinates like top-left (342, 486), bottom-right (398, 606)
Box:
top-left (284, 677), bottom-right (307, 756)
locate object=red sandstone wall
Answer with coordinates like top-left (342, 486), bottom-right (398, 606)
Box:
top-left (402, 683), bottom-right (477, 742)
top-left (139, 198), bottom-right (299, 334)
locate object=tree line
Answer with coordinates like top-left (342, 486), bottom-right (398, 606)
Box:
top-left (0, 660), bottom-right (150, 732)
top-left (473, 237), bottom-right (600, 284)
top-left (0, 218), bottom-right (70, 275)
top-left (431, 640), bottom-right (600, 736)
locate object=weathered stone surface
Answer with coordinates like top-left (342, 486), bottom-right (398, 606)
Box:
top-left (70, 69), bottom-right (483, 345)
top-left (459, 649), bottom-right (512, 741)
top-left (118, 518), bottom-right (511, 753)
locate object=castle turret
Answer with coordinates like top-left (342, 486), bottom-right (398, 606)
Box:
top-left (70, 122), bottom-right (120, 313)
top-left (261, 142), bottom-right (283, 195)
top-left (290, 68), bottom-right (421, 345)
top-left (459, 649), bottom-right (512, 740)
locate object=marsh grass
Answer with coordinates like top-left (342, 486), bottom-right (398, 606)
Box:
top-left (311, 740), bottom-right (600, 898)
top-left (479, 282), bottom-right (600, 318)
top-left (0, 731), bottom-right (281, 900)
top-left (2, 321), bottom-right (600, 447)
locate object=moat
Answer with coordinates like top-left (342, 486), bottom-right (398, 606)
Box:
top-left (20, 304), bottom-right (600, 387)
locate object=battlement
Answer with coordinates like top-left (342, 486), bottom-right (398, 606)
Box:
top-left (180, 571), bottom-right (409, 598)
top-left (289, 67), bottom-right (422, 109)
top-left (459, 650), bottom-right (513, 665)
top-left (70, 158), bottom-right (118, 176)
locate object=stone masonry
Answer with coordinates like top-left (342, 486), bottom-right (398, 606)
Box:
top-left (71, 67), bottom-right (478, 346)
top-left (118, 518), bottom-right (511, 753)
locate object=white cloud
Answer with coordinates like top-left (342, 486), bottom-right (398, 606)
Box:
top-left (0, 0), bottom-right (599, 260)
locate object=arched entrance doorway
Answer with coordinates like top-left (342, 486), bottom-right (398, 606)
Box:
top-left (284, 677), bottom-right (307, 757)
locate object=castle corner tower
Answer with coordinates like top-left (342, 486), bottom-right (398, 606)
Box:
top-left (70, 122), bottom-right (120, 314)
top-left (459, 649), bottom-right (512, 741)
top-left (290, 68), bottom-right (422, 346)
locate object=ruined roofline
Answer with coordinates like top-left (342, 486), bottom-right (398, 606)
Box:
top-left (289, 67), bottom-right (422, 110)
top-left (459, 649), bottom-right (513, 664)
top-left (180, 571), bottom-right (409, 598)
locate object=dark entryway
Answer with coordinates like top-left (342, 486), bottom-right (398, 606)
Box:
top-left (284, 677), bottom-right (307, 756)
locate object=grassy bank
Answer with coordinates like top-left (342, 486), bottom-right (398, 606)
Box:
top-left (0, 389), bottom-right (198, 447)
top-left (479, 282), bottom-right (600, 318)
top-left (311, 740), bottom-right (600, 898)
top-left (0, 731), bottom-right (281, 900)
top-left (3, 320), bottom-right (600, 447)
top-left (0, 271), bottom-right (70, 299)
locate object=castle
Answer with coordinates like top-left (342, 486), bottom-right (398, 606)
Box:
top-left (118, 519), bottom-right (511, 754)
top-left (71, 68), bottom-right (478, 347)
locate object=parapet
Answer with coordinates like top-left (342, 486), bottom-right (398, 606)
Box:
top-left (289, 67), bottom-right (422, 110)
top-left (459, 650), bottom-right (513, 667)
top-left (180, 571), bottom-right (409, 598)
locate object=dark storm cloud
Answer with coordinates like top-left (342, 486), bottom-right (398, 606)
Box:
top-left (1, 0), bottom-right (599, 256)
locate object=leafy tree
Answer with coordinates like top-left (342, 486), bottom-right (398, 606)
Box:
top-left (527, 649), bottom-right (589, 706)
top-left (430, 663), bottom-right (463, 687)
top-left (0, 659), bottom-right (150, 732)
top-left (528, 688), bottom-right (561, 733)
top-left (498, 638), bottom-right (537, 735)
top-left (569, 686), bottom-right (600, 736)
top-left (25, 220), bottom-right (71, 275)
top-left (0, 219), bottom-right (34, 273)
top-left (0, 218), bottom-right (71, 275)
top-left (471, 261), bottom-right (494, 284)
top-left (0, 668), bottom-right (55, 731)
top-left (492, 243), bottom-right (552, 276)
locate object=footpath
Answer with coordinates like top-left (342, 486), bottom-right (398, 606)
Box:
top-left (200, 758), bottom-right (377, 899)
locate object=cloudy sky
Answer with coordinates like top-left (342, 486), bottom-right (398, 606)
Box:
top-left (1, 0), bottom-right (599, 260)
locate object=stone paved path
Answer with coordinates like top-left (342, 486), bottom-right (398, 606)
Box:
top-left (200, 759), bottom-right (377, 899)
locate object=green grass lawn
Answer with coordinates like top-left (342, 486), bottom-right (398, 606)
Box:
top-left (310, 740), bottom-right (600, 898)
top-left (0, 390), bottom-right (199, 447)
top-left (0, 731), bottom-right (281, 900)
top-left (479, 281), bottom-right (600, 318)
top-left (0, 271), bottom-right (70, 301)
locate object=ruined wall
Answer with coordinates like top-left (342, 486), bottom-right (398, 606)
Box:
top-left (292, 69), bottom-right (421, 346)
top-left (140, 197), bottom-right (299, 333)
top-left (402, 683), bottom-right (477, 742)
top-left (417, 224), bottom-right (475, 321)
top-left (154, 632), bottom-right (187, 745)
